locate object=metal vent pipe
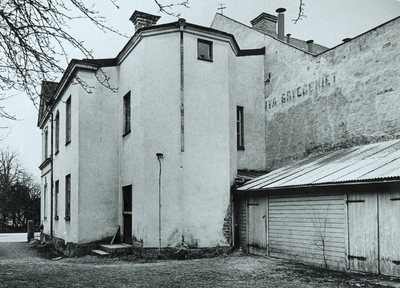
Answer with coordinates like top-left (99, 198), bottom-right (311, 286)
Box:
top-left (276, 8), bottom-right (286, 40)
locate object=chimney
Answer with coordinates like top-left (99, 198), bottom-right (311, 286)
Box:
top-left (276, 8), bottom-right (286, 41)
top-left (342, 38), bottom-right (352, 43)
top-left (306, 40), bottom-right (314, 53)
top-left (250, 13), bottom-right (277, 35)
top-left (286, 33), bottom-right (291, 44)
top-left (129, 11), bottom-right (161, 32)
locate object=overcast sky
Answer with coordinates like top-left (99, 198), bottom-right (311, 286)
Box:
top-left (1, 0), bottom-right (400, 180)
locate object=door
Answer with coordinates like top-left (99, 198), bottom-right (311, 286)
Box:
top-left (378, 190), bottom-right (400, 277)
top-left (122, 185), bottom-right (132, 244)
top-left (248, 196), bottom-right (267, 255)
top-left (347, 191), bottom-right (379, 274)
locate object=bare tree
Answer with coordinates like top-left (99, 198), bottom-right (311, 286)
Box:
top-left (0, 149), bottom-right (40, 231)
top-left (0, 0), bottom-right (122, 111)
top-left (311, 205), bottom-right (330, 268)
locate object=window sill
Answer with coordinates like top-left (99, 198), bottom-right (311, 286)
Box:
top-left (54, 216), bottom-right (59, 220)
top-left (54, 150), bottom-right (59, 156)
top-left (197, 57), bottom-right (213, 62)
top-left (237, 147), bottom-right (245, 151)
top-left (65, 140), bottom-right (71, 146)
top-left (122, 130), bottom-right (131, 137)
top-left (64, 216), bottom-right (70, 221)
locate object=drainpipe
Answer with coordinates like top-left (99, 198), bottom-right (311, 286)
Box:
top-left (156, 153), bottom-right (163, 254)
top-left (50, 112), bottom-right (54, 239)
top-left (179, 18), bottom-right (186, 152)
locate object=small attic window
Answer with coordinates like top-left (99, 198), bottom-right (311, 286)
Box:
top-left (198, 39), bottom-right (212, 61)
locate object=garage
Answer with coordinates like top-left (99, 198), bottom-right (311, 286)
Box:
top-left (234, 140), bottom-right (400, 276)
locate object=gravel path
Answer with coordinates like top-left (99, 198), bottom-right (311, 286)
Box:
top-left (0, 241), bottom-right (399, 288)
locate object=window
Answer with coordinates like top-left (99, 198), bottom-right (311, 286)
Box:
top-left (44, 127), bottom-right (48, 159)
top-left (65, 174), bottom-right (71, 220)
top-left (237, 106), bottom-right (244, 150)
top-left (198, 39), bottom-right (213, 61)
top-left (123, 92), bottom-right (131, 135)
top-left (55, 111), bottom-right (60, 153)
top-left (54, 180), bottom-right (59, 220)
top-left (66, 97), bottom-right (71, 144)
top-left (43, 179), bottom-right (47, 219)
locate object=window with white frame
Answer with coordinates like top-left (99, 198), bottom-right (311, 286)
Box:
top-left (123, 92), bottom-right (131, 136)
top-left (198, 39), bottom-right (213, 61)
top-left (65, 174), bottom-right (71, 220)
top-left (54, 180), bottom-right (59, 220)
top-left (237, 106), bottom-right (244, 150)
top-left (55, 111), bottom-right (60, 153)
top-left (66, 97), bottom-right (71, 144)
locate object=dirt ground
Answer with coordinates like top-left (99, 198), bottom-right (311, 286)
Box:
top-left (1, 241), bottom-right (400, 288)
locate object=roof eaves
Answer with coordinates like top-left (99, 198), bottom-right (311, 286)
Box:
top-left (37, 59), bottom-right (102, 128)
top-left (117, 19), bottom-right (264, 64)
top-left (236, 177), bottom-right (400, 194)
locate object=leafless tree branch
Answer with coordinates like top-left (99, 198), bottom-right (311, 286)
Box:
top-left (154, 0), bottom-right (190, 17)
top-left (292, 0), bottom-right (306, 24)
top-left (0, 0), bottom-right (123, 114)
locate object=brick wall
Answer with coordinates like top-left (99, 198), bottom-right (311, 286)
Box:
top-left (264, 17), bottom-right (400, 170)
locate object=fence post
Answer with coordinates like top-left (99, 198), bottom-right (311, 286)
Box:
top-left (27, 220), bottom-right (34, 242)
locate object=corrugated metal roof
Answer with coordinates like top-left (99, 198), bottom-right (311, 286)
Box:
top-left (238, 139), bottom-right (400, 191)
top-left (237, 169), bottom-right (270, 180)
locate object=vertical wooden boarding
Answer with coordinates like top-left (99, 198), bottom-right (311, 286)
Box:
top-left (248, 196), bottom-right (267, 255)
top-left (347, 191), bottom-right (379, 274)
top-left (379, 188), bottom-right (400, 277)
top-left (234, 197), bottom-right (248, 250)
top-left (268, 192), bottom-right (346, 268)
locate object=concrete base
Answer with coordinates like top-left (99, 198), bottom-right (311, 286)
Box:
top-left (99, 243), bottom-right (132, 254)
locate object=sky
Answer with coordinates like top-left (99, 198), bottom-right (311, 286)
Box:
top-left (1, 0), bottom-right (400, 180)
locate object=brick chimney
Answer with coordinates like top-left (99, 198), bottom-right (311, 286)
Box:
top-left (250, 13), bottom-right (277, 35)
top-left (130, 11), bottom-right (161, 32)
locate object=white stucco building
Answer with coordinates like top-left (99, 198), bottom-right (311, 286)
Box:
top-left (38, 11), bottom-right (266, 248)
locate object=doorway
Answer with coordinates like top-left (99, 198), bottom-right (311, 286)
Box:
top-left (122, 185), bottom-right (132, 244)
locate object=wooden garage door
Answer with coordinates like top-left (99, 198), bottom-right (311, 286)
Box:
top-left (248, 196), bottom-right (267, 255)
top-left (347, 191), bottom-right (379, 274)
top-left (379, 190), bottom-right (400, 277)
top-left (269, 192), bottom-right (346, 268)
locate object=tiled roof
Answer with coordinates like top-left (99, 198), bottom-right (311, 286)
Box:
top-left (238, 139), bottom-right (400, 191)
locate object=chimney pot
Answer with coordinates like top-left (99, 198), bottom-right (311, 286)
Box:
top-left (130, 10), bottom-right (161, 32)
top-left (276, 8), bottom-right (286, 40)
top-left (286, 33), bottom-right (291, 44)
top-left (306, 40), bottom-right (314, 53)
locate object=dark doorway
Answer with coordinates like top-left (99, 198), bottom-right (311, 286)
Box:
top-left (122, 185), bottom-right (132, 244)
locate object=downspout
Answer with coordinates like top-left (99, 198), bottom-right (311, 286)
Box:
top-left (156, 153), bottom-right (163, 254)
top-left (179, 18), bottom-right (186, 152)
top-left (50, 112), bottom-right (54, 239)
